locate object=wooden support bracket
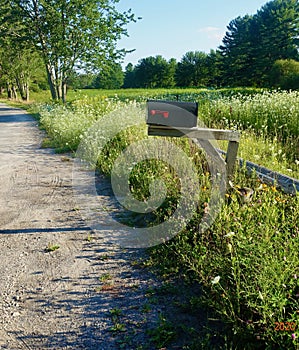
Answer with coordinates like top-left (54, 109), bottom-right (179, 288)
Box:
top-left (148, 125), bottom-right (240, 179)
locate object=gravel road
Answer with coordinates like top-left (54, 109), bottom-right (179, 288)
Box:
top-left (0, 103), bottom-right (173, 349)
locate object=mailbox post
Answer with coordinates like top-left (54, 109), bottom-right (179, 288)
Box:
top-left (146, 100), bottom-right (240, 179)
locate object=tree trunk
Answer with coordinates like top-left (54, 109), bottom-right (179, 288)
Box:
top-left (6, 83), bottom-right (12, 99)
top-left (12, 85), bottom-right (18, 100)
top-left (16, 76), bottom-right (26, 101)
top-left (61, 80), bottom-right (67, 104)
top-left (25, 83), bottom-right (29, 102)
top-left (46, 63), bottom-right (58, 100)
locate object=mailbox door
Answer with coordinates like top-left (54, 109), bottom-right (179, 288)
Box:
top-left (147, 100), bottom-right (198, 128)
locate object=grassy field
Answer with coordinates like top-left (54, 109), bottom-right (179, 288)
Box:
top-left (30, 87), bottom-right (299, 178)
top-left (8, 88), bottom-right (299, 349)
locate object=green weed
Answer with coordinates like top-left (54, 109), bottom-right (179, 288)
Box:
top-left (45, 243), bottom-right (60, 252)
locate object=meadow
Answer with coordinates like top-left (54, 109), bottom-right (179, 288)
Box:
top-left (26, 88), bottom-right (299, 349)
top-left (32, 87), bottom-right (299, 178)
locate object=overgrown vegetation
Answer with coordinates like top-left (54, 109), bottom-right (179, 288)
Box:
top-left (36, 88), bottom-right (299, 178)
top-left (34, 88), bottom-right (299, 349)
top-left (200, 90), bottom-right (299, 178)
top-left (148, 168), bottom-right (299, 349)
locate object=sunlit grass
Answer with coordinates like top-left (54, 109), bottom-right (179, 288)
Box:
top-left (200, 90), bottom-right (299, 178)
top-left (218, 131), bottom-right (299, 179)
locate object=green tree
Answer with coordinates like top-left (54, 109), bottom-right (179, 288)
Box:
top-left (206, 50), bottom-right (222, 87)
top-left (219, 15), bottom-right (256, 86)
top-left (123, 63), bottom-right (137, 88)
top-left (93, 63), bottom-right (124, 89)
top-left (255, 0), bottom-right (299, 85)
top-left (0, 0), bottom-right (136, 102)
top-left (134, 55), bottom-right (176, 88)
top-left (167, 58), bottom-right (177, 88)
top-left (67, 72), bottom-right (97, 90)
top-left (0, 37), bottom-right (43, 100)
top-left (269, 59), bottom-right (299, 90)
top-left (176, 51), bottom-right (210, 87)
top-left (219, 0), bottom-right (299, 87)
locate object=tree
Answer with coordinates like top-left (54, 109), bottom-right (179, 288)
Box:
top-left (67, 72), bottom-right (97, 90)
top-left (206, 50), bottom-right (222, 87)
top-left (93, 63), bottom-right (124, 89)
top-left (167, 58), bottom-right (177, 88)
top-left (176, 51), bottom-right (210, 87)
top-left (0, 2), bottom-right (45, 100)
top-left (0, 0), bottom-right (136, 102)
top-left (219, 15), bottom-right (256, 86)
top-left (219, 0), bottom-right (299, 87)
top-left (269, 59), bottom-right (299, 89)
top-left (0, 35), bottom-right (44, 101)
top-left (254, 0), bottom-right (299, 85)
top-left (123, 63), bottom-right (137, 88)
top-left (134, 55), bottom-right (176, 88)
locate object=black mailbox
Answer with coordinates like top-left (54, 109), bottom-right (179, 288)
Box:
top-left (147, 100), bottom-right (198, 128)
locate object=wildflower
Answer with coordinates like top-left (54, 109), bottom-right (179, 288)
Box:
top-left (203, 202), bottom-right (210, 214)
top-left (224, 232), bottom-right (235, 238)
top-left (211, 276), bottom-right (220, 285)
top-left (292, 333), bottom-right (296, 340)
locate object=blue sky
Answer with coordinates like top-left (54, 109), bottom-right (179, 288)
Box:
top-left (116, 0), bottom-right (270, 68)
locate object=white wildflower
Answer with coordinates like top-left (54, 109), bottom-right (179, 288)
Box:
top-left (224, 232), bottom-right (235, 238)
top-left (211, 276), bottom-right (221, 285)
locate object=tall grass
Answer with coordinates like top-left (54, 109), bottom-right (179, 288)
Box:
top-left (149, 168), bottom-right (299, 349)
top-left (37, 95), bottom-right (127, 152)
top-left (200, 90), bottom-right (299, 178)
top-left (56, 87), bottom-right (265, 103)
top-left (200, 90), bottom-right (299, 141)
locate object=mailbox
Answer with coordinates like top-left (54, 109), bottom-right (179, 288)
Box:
top-left (147, 100), bottom-right (198, 128)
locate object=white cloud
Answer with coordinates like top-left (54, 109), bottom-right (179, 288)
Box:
top-left (198, 26), bottom-right (224, 41)
top-left (198, 26), bottom-right (220, 33)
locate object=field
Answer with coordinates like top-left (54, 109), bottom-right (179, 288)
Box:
top-left (25, 88), bottom-right (299, 349)
top-left (31, 87), bottom-right (299, 179)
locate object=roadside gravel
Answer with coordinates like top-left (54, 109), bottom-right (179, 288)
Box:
top-left (0, 103), bottom-right (169, 349)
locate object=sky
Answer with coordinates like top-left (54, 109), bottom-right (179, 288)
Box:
top-left (116, 0), bottom-right (270, 68)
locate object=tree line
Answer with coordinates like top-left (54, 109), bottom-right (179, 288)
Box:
top-left (104, 0), bottom-right (299, 90)
top-left (0, 0), bottom-right (298, 102)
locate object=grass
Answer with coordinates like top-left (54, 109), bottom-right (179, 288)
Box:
top-left (148, 167), bottom-right (299, 349)
top-left (27, 88), bottom-right (299, 178)
top-left (218, 130), bottom-right (299, 179)
top-left (5, 87), bottom-right (299, 349)
top-left (45, 243), bottom-right (60, 252)
top-left (200, 90), bottom-right (299, 178)
top-left (24, 86), bottom-right (265, 104)
top-left (147, 313), bottom-right (176, 348)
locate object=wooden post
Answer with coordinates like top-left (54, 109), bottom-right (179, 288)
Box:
top-left (225, 141), bottom-right (240, 179)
